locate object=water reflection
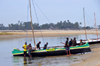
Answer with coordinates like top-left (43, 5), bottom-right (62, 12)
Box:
top-left (12, 57), bottom-right (33, 66)
top-left (23, 57), bottom-right (33, 66)
top-left (13, 57), bottom-right (43, 66)
top-left (28, 57), bottom-right (33, 64)
top-left (23, 57), bottom-right (27, 65)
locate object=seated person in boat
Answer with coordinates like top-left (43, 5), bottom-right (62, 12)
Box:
top-left (22, 42), bottom-right (28, 57)
top-left (69, 39), bottom-right (73, 47)
top-left (72, 37), bottom-right (77, 46)
top-left (27, 43), bottom-right (32, 58)
top-left (61, 38), bottom-right (71, 56)
top-left (79, 39), bottom-right (84, 45)
top-left (36, 41), bottom-right (41, 50)
top-left (43, 42), bottom-right (48, 49)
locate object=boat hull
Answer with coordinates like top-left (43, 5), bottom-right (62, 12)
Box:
top-left (12, 42), bottom-right (91, 57)
top-left (77, 39), bottom-right (100, 45)
top-left (88, 41), bottom-right (100, 44)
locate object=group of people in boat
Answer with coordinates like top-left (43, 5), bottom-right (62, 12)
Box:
top-left (22, 37), bottom-right (84, 57)
top-left (36, 41), bottom-right (48, 50)
top-left (61, 37), bottom-right (84, 56)
top-left (22, 41), bottom-right (48, 57)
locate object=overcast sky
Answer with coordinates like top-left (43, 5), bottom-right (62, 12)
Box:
top-left (0, 0), bottom-right (100, 27)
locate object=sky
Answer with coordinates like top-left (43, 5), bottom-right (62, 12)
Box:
top-left (0, 0), bottom-right (100, 27)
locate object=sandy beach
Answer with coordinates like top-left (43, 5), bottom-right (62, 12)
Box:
top-left (71, 43), bottom-right (100, 66)
top-left (0, 30), bottom-right (100, 40)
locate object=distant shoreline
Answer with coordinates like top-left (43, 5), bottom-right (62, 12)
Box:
top-left (0, 30), bottom-right (100, 40)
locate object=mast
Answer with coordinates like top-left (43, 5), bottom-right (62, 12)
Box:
top-left (94, 13), bottom-right (98, 40)
top-left (29, 0), bottom-right (37, 48)
top-left (83, 8), bottom-right (87, 40)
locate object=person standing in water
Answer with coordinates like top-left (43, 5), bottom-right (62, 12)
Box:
top-left (22, 42), bottom-right (28, 57)
top-left (27, 43), bottom-right (32, 58)
top-left (61, 38), bottom-right (71, 56)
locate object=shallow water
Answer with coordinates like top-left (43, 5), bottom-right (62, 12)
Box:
top-left (13, 55), bottom-right (82, 66)
top-left (0, 34), bottom-right (100, 66)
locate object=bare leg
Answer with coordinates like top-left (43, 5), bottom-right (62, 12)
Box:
top-left (66, 51), bottom-right (69, 56)
top-left (30, 55), bottom-right (32, 58)
top-left (24, 55), bottom-right (26, 57)
top-left (69, 50), bottom-right (71, 55)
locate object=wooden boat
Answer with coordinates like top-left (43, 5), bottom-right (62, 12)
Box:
top-left (87, 13), bottom-right (100, 44)
top-left (12, 42), bottom-right (91, 57)
top-left (85, 39), bottom-right (100, 45)
top-left (82, 9), bottom-right (100, 44)
top-left (12, 3), bottom-right (91, 57)
top-left (88, 13), bottom-right (100, 44)
top-left (77, 39), bottom-right (100, 45)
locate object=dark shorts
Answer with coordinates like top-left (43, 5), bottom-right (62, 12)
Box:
top-left (66, 47), bottom-right (69, 51)
top-left (24, 51), bottom-right (27, 55)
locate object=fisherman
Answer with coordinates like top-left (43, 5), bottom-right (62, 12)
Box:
top-left (79, 39), bottom-right (85, 54)
top-left (72, 37), bottom-right (77, 46)
top-left (79, 39), bottom-right (84, 45)
top-left (69, 39), bottom-right (73, 47)
top-left (61, 38), bottom-right (71, 56)
top-left (27, 43), bottom-right (32, 58)
top-left (22, 42), bottom-right (28, 57)
top-left (43, 42), bottom-right (48, 49)
top-left (36, 41), bottom-right (41, 50)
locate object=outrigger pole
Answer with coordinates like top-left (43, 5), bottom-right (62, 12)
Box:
top-left (83, 8), bottom-right (87, 40)
top-left (29, 0), bottom-right (37, 48)
top-left (94, 13), bottom-right (98, 40)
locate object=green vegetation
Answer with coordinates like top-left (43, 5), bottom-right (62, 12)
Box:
top-left (0, 20), bottom-right (95, 30)
top-left (0, 32), bottom-right (14, 35)
top-left (98, 25), bottom-right (100, 29)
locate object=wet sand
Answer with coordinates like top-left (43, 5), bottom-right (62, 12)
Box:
top-left (23, 44), bottom-right (100, 66)
top-left (71, 43), bottom-right (100, 66)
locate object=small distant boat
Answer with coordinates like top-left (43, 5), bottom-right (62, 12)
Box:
top-left (12, 42), bottom-right (91, 57)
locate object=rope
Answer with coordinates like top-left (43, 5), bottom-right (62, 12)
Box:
top-left (31, 0), bottom-right (45, 44)
top-left (26, 0), bottom-right (29, 42)
top-left (32, 0), bottom-right (63, 39)
top-left (96, 15), bottom-right (100, 25)
top-left (95, 15), bottom-right (100, 38)
top-left (32, 0), bottom-right (51, 23)
top-left (85, 11), bottom-right (97, 39)
top-left (85, 12), bottom-right (94, 27)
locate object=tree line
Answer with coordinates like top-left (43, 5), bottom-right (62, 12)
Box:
top-left (0, 20), bottom-right (99, 30)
